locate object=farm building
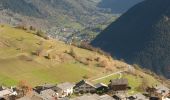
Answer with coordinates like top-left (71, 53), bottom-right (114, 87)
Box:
top-left (108, 78), bottom-right (128, 91)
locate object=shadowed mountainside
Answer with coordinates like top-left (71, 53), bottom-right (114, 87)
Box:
top-left (92, 0), bottom-right (170, 78)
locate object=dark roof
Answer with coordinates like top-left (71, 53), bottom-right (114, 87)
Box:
top-left (128, 96), bottom-right (136, 100)
top-left (112, 95), bottom-right (121, 100)
top-left (110, 79), bottom-right (128, 85)
top-left (75, 80), bottom-right (96, 88)
top-left (40, 84), bottom-right (56, 88)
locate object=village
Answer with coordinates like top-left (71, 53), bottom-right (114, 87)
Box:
top-left (0, 77), bottom-right (169, 100)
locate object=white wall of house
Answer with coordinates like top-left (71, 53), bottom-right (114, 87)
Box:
top-left (63, 88), bottom-right (73, 96)
top-left (162, 98), bottom-right (170, 100)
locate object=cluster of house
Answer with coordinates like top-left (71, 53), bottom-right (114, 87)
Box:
top-left (0, 86), bottom-right (18, 100)
top-left (0, 78), bottom-right (169, 100)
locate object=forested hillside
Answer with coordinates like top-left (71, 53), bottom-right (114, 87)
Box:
top-left (0, 0), bottom-right (112, 29)
top-left (92, 0), bottom-right (170, 78)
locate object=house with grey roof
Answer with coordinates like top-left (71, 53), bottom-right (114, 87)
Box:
top-left (57, 82), bottom-right (75, 97)
top-left (40, 89), bottom-right (58, 100)
top-left (74, 80), bottom-right (96, 94)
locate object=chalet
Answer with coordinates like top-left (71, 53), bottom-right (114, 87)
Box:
top-left (74, 80), bottom-right (96, 93)
top-left (108, 78), bottom-right (128, 91)
top-left (56, 82), bottom-right (75, 97)
top-left (95, 83), bottom-right (108, 94)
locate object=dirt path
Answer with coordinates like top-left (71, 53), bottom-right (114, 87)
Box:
top-left (91, 71), bottom-right (125, 82)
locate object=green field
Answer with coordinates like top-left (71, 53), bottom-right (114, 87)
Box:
top-left (0, 25), bottom-right (160, 91)
top-left (92, 72), bottom-right (160, 94)
top-left (0, 25), bottom-right (105, 86)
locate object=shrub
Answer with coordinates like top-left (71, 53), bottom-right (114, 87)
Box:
top-left (78, 57), bottom-right (89, 65)
top-left (17, 80), bottom-right (32, 96)
top-left (98, 60), bottom-right (108, 68)
top-left (83, 75), bottom-right (89, 79)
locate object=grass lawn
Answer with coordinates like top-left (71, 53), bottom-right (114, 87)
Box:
top-left (92, 72), bottom-right (159, 94)
top-left (0, 56), bottom-right (97, 86)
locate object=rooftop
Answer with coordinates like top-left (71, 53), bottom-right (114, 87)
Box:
top-left (40, 89), bottom-right (57, 99)
top-left (95, 83), bottom-right (108, 88)
top-left (0, 89), bottom-right (12, 97)
top-left (75, 80), bottom-right (96, 88)
top-left (57, 82), bottom-right (75, 90)
top-left (110, 78), bottom-right (128, 85)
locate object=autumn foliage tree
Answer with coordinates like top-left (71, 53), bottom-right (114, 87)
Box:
top-left (18, 80), bottom-right (32, 96)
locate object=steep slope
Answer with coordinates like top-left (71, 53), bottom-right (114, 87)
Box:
top-left (98, 0), bottom-right (143, 14)
top-left (92, 0), bottom-right (170, 78)
top-left (0, 0), bottom-right (112, 29)
top-left (0, 0), bottom-right (116, 42)
top-left (0, 25), bottom-right (164, 92)
top-left (0, 0), bottom-right (41, 17)
top-left (0, 25), bottom-right (127, 86)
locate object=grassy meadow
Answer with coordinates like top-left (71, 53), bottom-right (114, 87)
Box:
top-left (0, 25), bottom-right (161, 94)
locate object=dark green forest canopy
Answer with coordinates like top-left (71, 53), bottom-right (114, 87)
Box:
top-left (92, 0), bottom-right (170, 78)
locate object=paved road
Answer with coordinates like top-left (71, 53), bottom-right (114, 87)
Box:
top-left (91, 71), bottom-right (125, 82)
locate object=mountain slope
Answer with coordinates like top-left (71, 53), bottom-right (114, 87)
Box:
top-left (0, 0), bottom-right (112, 29)
top-left (98, 0), bottom-right (143, 14)
top-left (0, 0), bottom-right (41, 17)
top-left (91, 0), bottom-right (170, 78)
top-left (0, 25), bottom-right (127, 86)
top-left (0, 25), bottom-right (164, 92)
